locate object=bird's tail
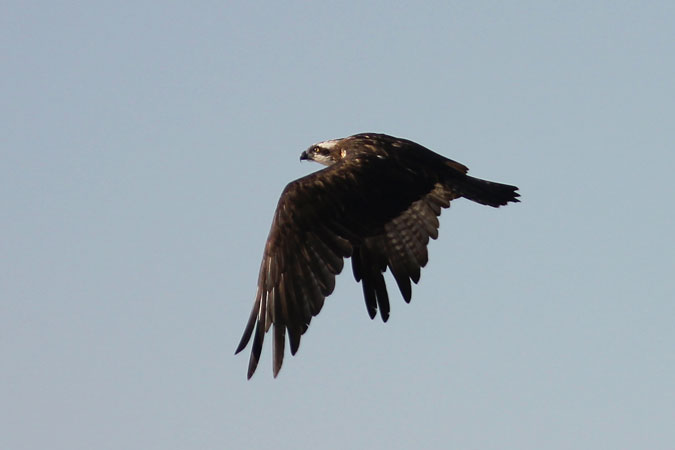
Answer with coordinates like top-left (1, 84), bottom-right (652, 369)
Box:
top-left (455, 175), bottom-right (520, 207)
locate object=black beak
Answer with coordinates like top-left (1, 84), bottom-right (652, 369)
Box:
top-left (300, 150), bottom-right (309, 161)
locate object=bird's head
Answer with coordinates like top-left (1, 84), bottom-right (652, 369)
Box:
top-left (300, 139), bottom-right (346, 166)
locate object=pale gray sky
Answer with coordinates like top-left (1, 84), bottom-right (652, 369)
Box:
top-left (2, 1), bottom-right (674, 449)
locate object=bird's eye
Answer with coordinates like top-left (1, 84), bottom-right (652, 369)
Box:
top-left (312, 146), bottom-right (321, 153)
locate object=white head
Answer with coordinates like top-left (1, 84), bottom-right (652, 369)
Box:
top-left (299, 139), bottom-right (345, 166)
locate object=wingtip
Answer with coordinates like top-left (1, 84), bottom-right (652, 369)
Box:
top-left (236, 298), bottom-right (261, 355)
top-left (246, 355), bottom-right (259, 380)
top-left (243, 319), bottom-right (265, 380)
top-left (273, 324), bottom-right (285, 378)
top-left (234, 338), bottom-right (247, 355)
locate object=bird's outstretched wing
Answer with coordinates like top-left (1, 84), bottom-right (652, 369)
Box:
top-left (351, 183), bottom-right (460, 322)
top-left (235, 152), bottom-right (465, 378)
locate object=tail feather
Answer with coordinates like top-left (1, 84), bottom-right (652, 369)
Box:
top-left (457, 175), bottom-right (520, 207)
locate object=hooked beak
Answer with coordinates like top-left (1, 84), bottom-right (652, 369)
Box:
top-left (300, 150), bottom-right (309, 161)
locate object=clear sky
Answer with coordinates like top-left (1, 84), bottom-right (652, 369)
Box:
top-left (2, 1), bottom-right (674, 449)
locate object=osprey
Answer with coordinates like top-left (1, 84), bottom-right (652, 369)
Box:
top-left (236, 133), bottom-right (519, 378)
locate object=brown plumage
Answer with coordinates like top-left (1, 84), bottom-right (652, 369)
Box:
top-left (235, 133), bottom-right (520, 378)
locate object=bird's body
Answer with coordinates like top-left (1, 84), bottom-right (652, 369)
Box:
top-left (236, 133), bottom-right (520, 378)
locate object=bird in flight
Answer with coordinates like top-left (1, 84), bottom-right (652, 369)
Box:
top-left (236, 133), bottom-right (520, 378)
